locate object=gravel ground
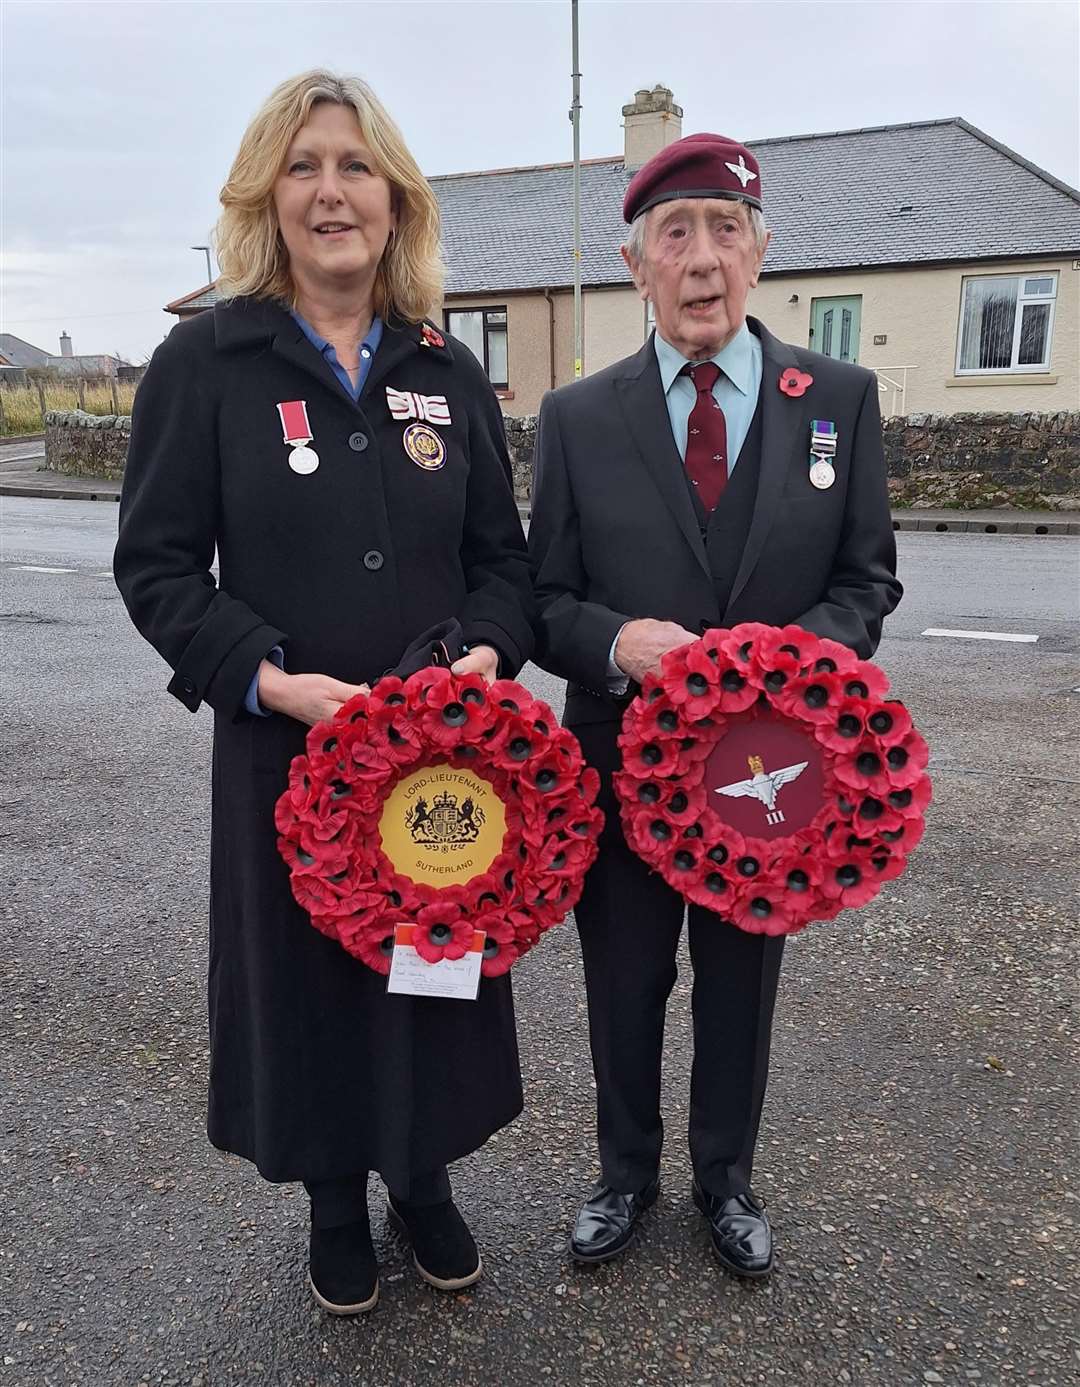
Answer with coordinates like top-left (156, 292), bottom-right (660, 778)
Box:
top-left (2, 510), bottom-right (1077, 1386)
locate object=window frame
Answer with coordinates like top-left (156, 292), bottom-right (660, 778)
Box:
top-left (444, 305), bottom-right (509, 389)
top-left (955, 271), bottom-right (1058, 376)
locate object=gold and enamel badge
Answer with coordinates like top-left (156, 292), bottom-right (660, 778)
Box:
top-left (402, 421), bottom-right (446, 470)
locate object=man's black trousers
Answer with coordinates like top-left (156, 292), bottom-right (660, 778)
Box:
top-left (573, 720), bottom-right (785, 1199)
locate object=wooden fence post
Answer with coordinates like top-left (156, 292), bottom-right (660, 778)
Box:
top-left (0, 390), bottom-right (6, 434)
top-left (37, 382), bottom-right (47, 421)
top-left (110, 377), bottom-right (119, 414)
top-left (77, 377), bottom-right (87, 410)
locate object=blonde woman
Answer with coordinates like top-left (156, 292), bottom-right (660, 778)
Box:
top-left (114, 71), bottom-right (533, 1315)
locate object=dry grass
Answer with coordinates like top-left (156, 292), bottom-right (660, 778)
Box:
top-left (0, 379), bottom-right (139, 436)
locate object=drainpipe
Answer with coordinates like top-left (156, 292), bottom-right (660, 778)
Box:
top-left (542, 289), bottom-right (557, 390)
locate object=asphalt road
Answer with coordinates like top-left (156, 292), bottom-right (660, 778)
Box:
top-left (2, 497), bottom-right (1078, 1387)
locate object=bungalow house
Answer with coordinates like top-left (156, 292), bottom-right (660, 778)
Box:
top-left (435, 87), bottom-right (1080, 417)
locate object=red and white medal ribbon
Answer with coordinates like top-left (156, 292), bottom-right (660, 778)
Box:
top-left (385, 386), bottom-right (451, 427)
top-left (276, 400), bottom-right (319, 474)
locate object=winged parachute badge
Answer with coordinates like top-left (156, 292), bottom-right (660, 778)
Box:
top-left (714, 754), bottom-right (809, 826)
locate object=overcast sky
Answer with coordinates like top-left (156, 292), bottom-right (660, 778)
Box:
top-left (3, 0), bottom-right (1077, 362)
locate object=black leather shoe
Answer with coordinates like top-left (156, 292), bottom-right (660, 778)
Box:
top-left (309, 1219), bottom-right (379, 1314)
top-left (568, 1176), bottom-right (660, 1263)
top-left (692, 1181), bottom-right (774, 1278)
top-left (386, 1195), bottom-right (482, 1290)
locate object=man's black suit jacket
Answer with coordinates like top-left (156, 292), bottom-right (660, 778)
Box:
top-left (529, 317), bottom-right (902, 728)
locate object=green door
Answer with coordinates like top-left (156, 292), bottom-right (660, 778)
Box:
top-left (809, 296), bottom-right (862, 364)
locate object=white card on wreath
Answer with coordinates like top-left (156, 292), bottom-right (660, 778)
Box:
top-left (386, 924), bottom-right (484, 1000)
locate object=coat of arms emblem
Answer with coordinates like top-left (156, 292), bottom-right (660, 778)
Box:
top-left (406, 790), bottom-right (485, 848)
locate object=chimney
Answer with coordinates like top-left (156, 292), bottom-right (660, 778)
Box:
top-left (59, 332), bottom-right (73, 358)
top-left (622, 84), bottom-right (683, 171)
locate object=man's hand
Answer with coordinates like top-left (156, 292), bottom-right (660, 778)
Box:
top-left (257, 659), bottom-right (370, 727)
top-left (451, 644), bottom-right (500, 684)
top-left (614, 619), bottom-right (698, 684)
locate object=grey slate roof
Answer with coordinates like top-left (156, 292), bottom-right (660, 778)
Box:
top-left (165, 282), bottom-right (224, 313)
top-left (433, 118), bottom-right (1080, 294)
top-left (0, 333), bottom-right (52, 367)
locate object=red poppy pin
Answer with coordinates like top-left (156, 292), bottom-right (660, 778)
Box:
top-left (779, 368), bottom-right (813, 397)
top-left (420, 324), bottom-right (445, 349)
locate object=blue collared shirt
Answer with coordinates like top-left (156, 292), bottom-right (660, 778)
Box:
top-left (243, 312), bottom-right (384, 715)
top-left (290, 310), bottom-right (384, 401)
top-left (653, 321), bottom-right (762, 473)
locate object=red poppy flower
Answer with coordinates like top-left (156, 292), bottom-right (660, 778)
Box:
top-left (808, 637), bottom-right (861, 677)
top-left (819, 842), bottom-right (884, 909)
top-left (814, 695), bottom-right (872, 754)
top-left (635, 692), bottom-right (687, 742)
top-left (421, 323), bottom-right (446, 349)
top-left (667, 643), bottom-right (724, 720)
top-left (778, 368), bottom-right (813, 397)
top-left (770, 668), bottom-right (845, 725)
top-left (367, 705), bottom-right (424, 766)
top-left (659, 781), bottom-right (708, 826)
top-left (863, 700), bottom-right (914, 748)
top-left (833, 738), bottom-right (895, 796)
top-left (884, 771), bottom-right (932, 821)
top-left (275, 762), bottom-right (320, 830)
top-left (624, 734), bottom-right (682, 779)
top-left (729, 882), bottom-right (802, 936)
top-left (480, 935), bottom-right (521, 977)
top-left (770, 846), bottom-right (826, 902)
top-left (414, 902), bottom-right (474, 963)
top-left (507, 905), bottom-right (542, 948)
top-left (344, 918), bottom-right (398, 975)
top-left (750, 625), bottom-right (811, 688)
top-left (683, 863), bottom-right (738, 911)
top-left (879, 731), bottom-right (931, 790)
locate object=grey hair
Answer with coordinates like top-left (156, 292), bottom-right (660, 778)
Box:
top-left (624, 200), bottom-right (768, 263)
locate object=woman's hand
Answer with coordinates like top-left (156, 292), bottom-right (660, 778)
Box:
top-left (450, 644), bottom-right (500, 684)
top-left (257, 659), bottom-right (370, 727)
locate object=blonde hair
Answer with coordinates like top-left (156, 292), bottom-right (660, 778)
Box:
top-left (214, 70), bottom-right (444, 322)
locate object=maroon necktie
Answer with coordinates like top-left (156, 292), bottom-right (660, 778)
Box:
top-left (682, 361), bottom-right (727, 512)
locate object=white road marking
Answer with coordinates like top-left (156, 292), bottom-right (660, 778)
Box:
top-left (12, 564), bottom-right (76, 574)
top-left (922, 627), bottom-right (1038, 643)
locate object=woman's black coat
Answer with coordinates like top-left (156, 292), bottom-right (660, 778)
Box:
top-left (114, 297), bottom-right (535, 1186)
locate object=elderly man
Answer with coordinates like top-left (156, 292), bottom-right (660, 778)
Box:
top-left (529, 133), bottom-right (901, 1277)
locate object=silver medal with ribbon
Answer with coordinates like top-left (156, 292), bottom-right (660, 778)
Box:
top-left (808, 419), bottom-right (836, 490)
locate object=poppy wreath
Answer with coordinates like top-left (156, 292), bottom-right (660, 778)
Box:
top-left (614, 623), bottom-right (931, 936)
top-left (274, 667), bottom-right (604, 977)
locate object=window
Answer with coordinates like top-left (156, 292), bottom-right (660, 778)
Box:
top-left (445, 307), bottom-right (508, 388)
top-left (956, 273), bottom-right (1057, 374)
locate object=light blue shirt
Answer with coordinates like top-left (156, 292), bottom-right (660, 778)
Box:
top-left (653, 321), bottom-right (763, 473)
top-left (243, 312), bottom-right (384, 715)
top-left (291, 310), bottom-right (383, 401)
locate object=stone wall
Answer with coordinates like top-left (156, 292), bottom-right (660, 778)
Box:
top-left (882, 411), bottom-right (1080, 511)
top-left (44, 407), bottom-right (1080, 511)
top-left (44, 410), bottom-right (130, 480)
top-left (506, 409), bottom-right (1080, 511)
top-left (502, 413), bottom-right (536, 501)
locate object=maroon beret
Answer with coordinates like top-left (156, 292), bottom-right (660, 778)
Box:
top-left (623, 132), bottom-right (762, 223)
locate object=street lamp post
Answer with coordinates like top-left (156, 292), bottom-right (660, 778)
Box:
top-left (570, 0), bottom-right (582, 380)
top-left (191, 245), bottom-right (213, 284)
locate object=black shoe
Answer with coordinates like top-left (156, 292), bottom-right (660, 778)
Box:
top-left (692, 1181), bottom-right (774, 1278)
top-left (568, 1176), bottom-right (660, 1263)
top-left (386, 1195), bottom-right (482, 1291)
top-left (308, 1219), bottom-right (379, 1314)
